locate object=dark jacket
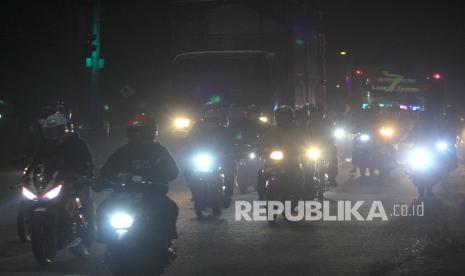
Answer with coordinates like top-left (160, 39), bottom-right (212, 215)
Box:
top-left (234, 119), bottom-right (267, 146)
top-left (259, 124), bottom-right (305, 158)
top-left (100, 142), bottom-right (179, 186)
top-left (186, 123), bottom-right (236, 157)
top-left (30, 132), bottom-right (94, 176)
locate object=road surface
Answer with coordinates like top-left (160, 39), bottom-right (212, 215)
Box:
top-left (0, 137), bottom-right (464, 276)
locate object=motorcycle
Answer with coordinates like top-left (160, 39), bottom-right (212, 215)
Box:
top-left (94, 174), bottom-right (176, 276)
top-left (260, 148), bottom-right (303, 222)
top-left (16, 165), bottom-right (32, 243)
top-left (352, 132), bottom-right (374, 176)
top-left (303, 145), bottom-right (330, 200)
top-left (237, 144), bottom-right (260, 194)
top-left (408, 139), bottom-right (456, 197)
top-left (352, 126), bottom-right (397, 177)
top-left (19, 165), bottom-right (93, 265)
top-left (187, 151), bottom-right (226, 218)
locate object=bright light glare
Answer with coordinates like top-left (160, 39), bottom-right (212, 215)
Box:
top-left (307, 147), bottom-right (321, 160)
top-left (249, 152), bottom-right (256, 160)
top-left (409, 148), bottom-right (432, 170)
top-left (110, 213), bottom-right (134, 229)
top-left (435, 141), bottom-right (448, 152)
top-left (334, 128), bottom-right (346, 139)
top-left (193, 153), bottom-right (214, 172)
top-left (42, 185), bottom-right (63, 200)
top-left (360, 134), bottom-right (370, 142)
top-left (259, 116), bottom-right (268, 123)
top-left (22, 187), bottom-right (37, 201)
top-left (379, 126), bottom-right (394, 137)
top-left (270, 151), bottom-right (284, 160)
top-left (174, 118), bottom-right (191, 129)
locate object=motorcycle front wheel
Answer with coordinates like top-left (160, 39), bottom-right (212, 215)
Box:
top-left (30, 220), bottom-right (57, 266)
top-left (17, 211), bottom-right (31, 243)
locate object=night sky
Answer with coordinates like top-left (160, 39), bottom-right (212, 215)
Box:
top-left (2, 0), bottom-right (464, 120)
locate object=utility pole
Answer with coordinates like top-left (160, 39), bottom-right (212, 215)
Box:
top-left (85, 0), bottom-right (105, 130)
top-left (304, 40), bottom-right (310, 103)
top-left (91, 0), bottom-right (101, 86)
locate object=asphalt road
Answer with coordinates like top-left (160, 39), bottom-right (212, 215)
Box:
top-left (1, 138), bottom-right (464, 276)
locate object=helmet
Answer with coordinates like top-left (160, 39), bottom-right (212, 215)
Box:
top-left (42, 112), bottom-right (68, 141)
top-left (201, 103), bottom-right (229, 127)
top-left (309, 103), bottom-right (325, 120)
top-left (274, 105), bottom-right (294, 127)
top-left (246, 105), bottom-right (261, 121)
top-left (126, 113), bottom-right (158, 144)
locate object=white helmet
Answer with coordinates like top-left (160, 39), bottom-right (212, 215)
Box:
top-left (42, 112), bottom-right (68, 140)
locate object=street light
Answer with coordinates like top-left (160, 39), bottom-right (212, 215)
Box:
top-left (339, 51), bottom-right (347, 56)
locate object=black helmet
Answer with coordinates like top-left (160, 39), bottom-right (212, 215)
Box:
top-left (246, 105), bottom-right (261, 121)
top-left (274, 105), bottom-right (294, 127)
top-left (126, 113), bottom-right (158, 144)
top-left (42, 112), bottom-right (68, 141)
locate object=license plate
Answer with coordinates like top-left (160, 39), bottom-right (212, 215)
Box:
top-left (33, 207), bottom-right (47, 212)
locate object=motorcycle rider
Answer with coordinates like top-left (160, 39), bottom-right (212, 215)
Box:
top-left (307, 104), bottom-right (338, 186)
top-left (185, 103), bottom-right (237, 205)
top-left (235, 105), bottom-right (268, 145)
top-left (257, 105), bottom-right (304, 200)
top-left (350, 106), bottom-right (382, 175)
top-left (28, 111), bottom-right (95, 243)
top-left (408, 109), bottom-right (457, 187)
top-left (96, 113), bottom-right (179, 243)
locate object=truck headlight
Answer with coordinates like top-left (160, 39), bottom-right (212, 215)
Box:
top-left (360, 134), bottom-right (370, 142)
top-left (270, 150), bottom-right (284, 160)
top-left (174, 117), bottom-right (191, 129)
top-left (307, 147), bottom-right (321, 160)
top-left (408, 148), bottom-right (432, 170)
top-left (379, 126), bottom-right (394, 138)
top-left (193, 153), bottom-right (214, 172)
top-left (110, 213), bottom-right (134, 229)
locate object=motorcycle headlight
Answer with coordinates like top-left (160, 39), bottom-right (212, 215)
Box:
top-left (42, 184), bottom-right (63, 200)
top-left (408, 148), bottom-right (433, 170)
top-left (307, 147), bottom-right (321, 160)
top-left (259, 116), bottom-right (269, 123)
top-left (270, 150), bottom-right (284, 160)
top-left (193, 153), bottom-right (214, 172)
top-left (435, 141), bottom-right (448, 152)
top-left (360, 134), bottom-right (370, 142)
top-left (334, 128), bottom-right (346, 139)
top-left (249, 152), bottom-right (256, 160)
top-left (379, 126), bottom-right (394, 138)
top-left (174, 117), bottom-right (191, 129)
top-left (22, 187), bottom-right (37, 201)
top-left (110, 213), bottom-right (134, 229)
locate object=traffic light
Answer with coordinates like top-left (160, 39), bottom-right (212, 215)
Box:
top-left (85, 34), bottom-right (97, 56)
top-left (85, 34), bottom-right (97, 67)
top-left (432, 72), bottom-right (442, 80)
